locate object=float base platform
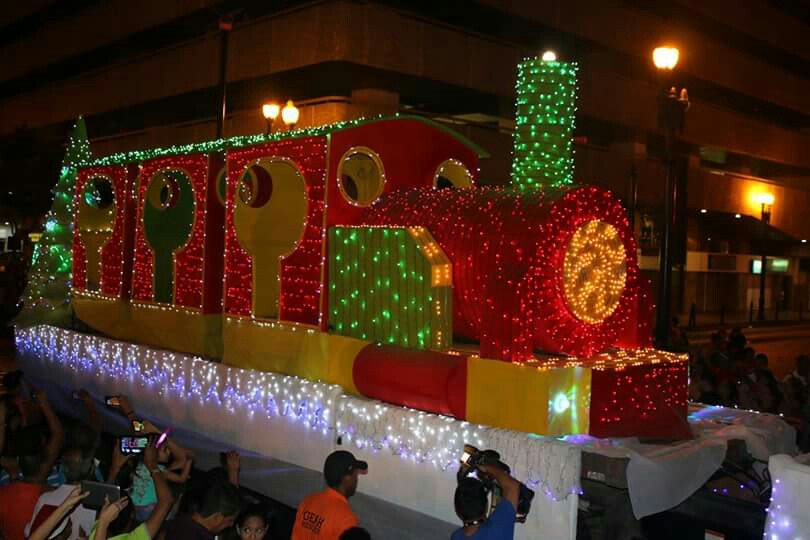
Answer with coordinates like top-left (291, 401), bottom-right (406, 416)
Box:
top-left (73, 297), bottom-right (690, 438)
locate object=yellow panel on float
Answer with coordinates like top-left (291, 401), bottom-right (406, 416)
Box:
top-left (465, 355), bottom-right (591, 436)
top-left (222, 316), bottom-right (366, 395)
top-left (130, 304), bottom-right (222, 358)
top-left (73, 294), bottom-right (223, 358)
top-left (73, 294), bottom-right (134, 341)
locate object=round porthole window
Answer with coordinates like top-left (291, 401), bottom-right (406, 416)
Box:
top-left (337, 147), bottom-right (385, 206)
top-left (83, 177), bottom-right (115, 209)
top-left (238, 164), bottom-right (273, 208)
top-left (434, 159), bottom-right (473, 189)
top-left (147, 171), bottom-right (182, 210)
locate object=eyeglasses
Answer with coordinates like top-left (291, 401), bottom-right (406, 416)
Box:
top-left (237, 526), bottom-right (267, 536)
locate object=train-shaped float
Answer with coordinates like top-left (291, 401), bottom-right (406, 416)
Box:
top-left (70, 56), bottom-right (688, 440)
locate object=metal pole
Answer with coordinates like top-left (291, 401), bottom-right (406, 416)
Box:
top-left (215, 19), bottom-right (232, 140)
top-left (757, 204), bottom-right (768, 321)
top-left (629, 164), bottom-right (638, 229)
top-left (655, 128), bottom-right (676, 346)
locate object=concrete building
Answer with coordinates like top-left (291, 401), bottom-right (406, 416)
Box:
top-left (1, 0), bottom-right (809, 321)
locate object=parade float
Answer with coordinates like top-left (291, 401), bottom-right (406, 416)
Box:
top-left (17, 55), bottom-right (799, 539)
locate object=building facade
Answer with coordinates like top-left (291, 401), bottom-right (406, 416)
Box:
top-left (1, 0), bottom-right (809, 320)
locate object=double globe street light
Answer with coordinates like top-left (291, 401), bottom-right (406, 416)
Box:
top-left (261, 100), bottom-right (300, 135)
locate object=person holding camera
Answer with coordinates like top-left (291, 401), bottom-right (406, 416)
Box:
top-left (452, 462), bottom-right (520, 539)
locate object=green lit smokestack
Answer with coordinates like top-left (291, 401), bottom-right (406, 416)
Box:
top-left (511, 53), bottom-right (578, 190)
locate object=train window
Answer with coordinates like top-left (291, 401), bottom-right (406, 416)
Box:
top-left (434, 159), bottom-right (473, 189)
top-left (233, 158), bottom-right (308, 319)
top-left (83, 177), bottom-right (115, 209)
top-left (238, 165), bottom-right (273, 208)
top-left (147, 171), bottom-right (182, 210)
top-left (338, 147), bottom-right (385, 206)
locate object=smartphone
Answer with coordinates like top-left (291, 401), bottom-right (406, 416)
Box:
top-left (81, 480), bottom-right (121, 510)
top-left (120, 436), bottom-right (149, 455)
top-left (460, 451), bottom-right (472, 466)
top-left (105, 395), bottom-right (120, 408)
top-left (131, 420), bottom-right (144, 433)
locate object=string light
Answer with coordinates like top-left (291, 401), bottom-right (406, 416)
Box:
top-left (328, 226), bottom-right (451, 350)
top-left (763, 457), bottom-right (807, 540)
top-left (87, 116), bottom-right (389, 168)
top-left (132, 155), bottom-right (209, 308)
top-left (16, 325), bottom-right (339, 432)
top-left (562, 220), bottom-right (627, 324)
top-left (72, 165), bottom-right (133, 298)
top-left (512, 55), bottom-right (578, 190)
top-left (17, 118), bottom-right (92, 326)
top-left (224, 137), bottom-right (327, 324)
top-left (361, 185), bottom-right (641, 359)
top-left (17, 324), bottom-right (583, 502)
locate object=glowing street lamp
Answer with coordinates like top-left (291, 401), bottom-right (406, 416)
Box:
top-left (753, 192), bottom-right (775, 207)
top-left (261, 103), bottom-right (280, 135)
top-left (652, 47), bottom-right (679, 70)
top-left (282, 100), bottom-right (299, 130)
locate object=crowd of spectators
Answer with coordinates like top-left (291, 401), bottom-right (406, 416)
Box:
top-left (675, 319), bottom-right (810, 450)
top-left (0, 382), bottom-right (376, 540)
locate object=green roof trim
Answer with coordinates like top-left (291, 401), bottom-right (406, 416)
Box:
top-left (85, 114), bottom-right (489, 168)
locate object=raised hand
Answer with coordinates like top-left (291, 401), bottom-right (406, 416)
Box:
top-left (111, 440), bottom-right (132, 469)
top-left (63, 486), bottom-right (90, 509)
top-left (98, 496), bottom-right (130, 525)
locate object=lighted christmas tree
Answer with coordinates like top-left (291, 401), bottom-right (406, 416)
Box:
top-left (16, 117), bottom-right (92, 328)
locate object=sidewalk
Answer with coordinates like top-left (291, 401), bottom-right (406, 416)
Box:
top-left (676, 310), bottom-right (810, 331)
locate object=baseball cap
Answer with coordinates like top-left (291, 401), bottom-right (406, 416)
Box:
top-left (324, 450), bottom-right (368, 486)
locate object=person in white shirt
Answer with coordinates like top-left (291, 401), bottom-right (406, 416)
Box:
top-left (783, 354), bottom-right (810, 388)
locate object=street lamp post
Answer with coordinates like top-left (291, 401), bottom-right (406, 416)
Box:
top-left (653, 46), bottom-right (690, 348)
top-left (755, 193), bottom-right (774, 321)
top-left (262, 103), bottom-right (280, 135)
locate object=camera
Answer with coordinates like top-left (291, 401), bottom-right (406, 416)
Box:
top-left (457, 444), bottom-right (535, 523)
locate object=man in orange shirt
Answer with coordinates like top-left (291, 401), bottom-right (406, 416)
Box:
top-left (292, 450), bottom-right (368, 539)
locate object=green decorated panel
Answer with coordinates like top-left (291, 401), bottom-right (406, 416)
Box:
top-left (328, 226), bottom-right (452, 350)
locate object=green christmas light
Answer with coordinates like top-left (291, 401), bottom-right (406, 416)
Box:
top-left (328, 226), bottom-right (452, 350)
top-left (512, 56), bottom-right (578, 190)
top-left (85, 114), bottom-right (488, 167)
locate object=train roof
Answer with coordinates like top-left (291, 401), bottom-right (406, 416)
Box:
top-left (85, 114), bottom-right (490, 168)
